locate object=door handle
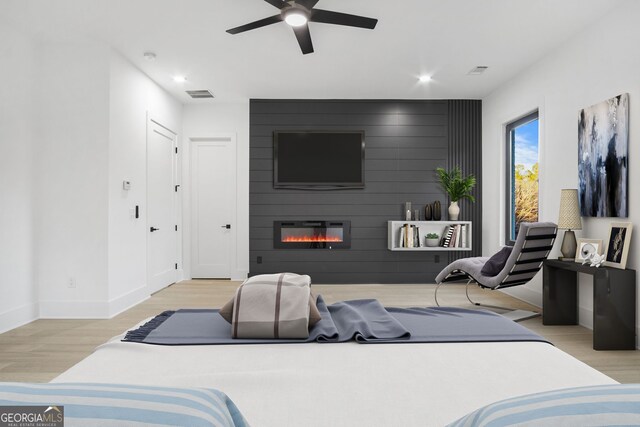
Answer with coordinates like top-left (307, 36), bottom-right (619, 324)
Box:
top-left (221, 224), bottom-right (231, 229)
top-left (150, 227), bottom-right (160, 232)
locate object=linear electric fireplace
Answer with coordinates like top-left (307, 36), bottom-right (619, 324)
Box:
top-left (274, 221), bottom-right (351, 249)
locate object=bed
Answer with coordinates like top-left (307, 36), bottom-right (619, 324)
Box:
top-left (52, 324), bottom-right (616, 426)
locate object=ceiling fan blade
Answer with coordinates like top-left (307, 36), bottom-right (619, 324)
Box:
top-left (295, 0), bottom-right (320, 9)
top-left (263, 0), bottom-right (288, 9)
top-left (292, 24), bottom-right (314, 54)
top-left (226, 15), bottom-right (283, 35)
top-left (310, 9), bottom-right (378, 29)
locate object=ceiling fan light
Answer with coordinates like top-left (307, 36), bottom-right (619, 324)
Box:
top-left (285, 12), bottom-right (308, 27)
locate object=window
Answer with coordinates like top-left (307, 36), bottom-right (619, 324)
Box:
top-left (505, 111), bottom-right (539, 245)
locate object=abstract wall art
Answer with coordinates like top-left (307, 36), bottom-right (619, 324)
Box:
top-left (578, 93), bottom-right (629, 217)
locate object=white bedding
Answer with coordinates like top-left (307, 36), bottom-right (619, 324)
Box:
top-left (53, 330), bottom-right (615, 427)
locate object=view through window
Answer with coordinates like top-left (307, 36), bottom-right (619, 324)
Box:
top-left (506, 112), bottom-right (539, 244)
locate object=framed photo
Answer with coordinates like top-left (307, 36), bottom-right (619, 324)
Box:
top-left (604, 222), bottom-right (633, 269)
top-left (575, 238), bottom-right (603, 263)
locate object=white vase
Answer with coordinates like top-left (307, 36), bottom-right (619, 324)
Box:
top-left (448, 201), bottom-right (460, 220)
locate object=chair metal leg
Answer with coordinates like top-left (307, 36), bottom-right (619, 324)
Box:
top-left (435, 279), bottom-right (540, 322)
top-left (465, 281), bottom-right (513, 311)
top-left (434, 282), bottom-right (443, 307)
top-left (465, 282), bottom-right (540, 321)
top-left (435, 279), bottom-right (475, 307)
top-left (435, 279), bottom-right (477, 307)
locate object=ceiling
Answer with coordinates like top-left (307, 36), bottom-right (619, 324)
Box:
top-left (2, 0), bottom-right (622, 103)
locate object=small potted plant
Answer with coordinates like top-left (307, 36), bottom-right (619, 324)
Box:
top-left (425, 233), bottom-right (440, 247)
top-left (436, 167), bottom-right (476, 220)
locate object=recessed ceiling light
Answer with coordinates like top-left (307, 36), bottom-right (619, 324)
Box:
top-left (418, 75), bottom-right (431, 83)
top-left (173, 76), bottom-right (187, 83)
top-left (143, 52), bottom-right (156, 61)
top-left (284, 10), bottom-right (308, 27)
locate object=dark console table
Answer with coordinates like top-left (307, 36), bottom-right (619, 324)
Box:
top-left (543, 259), bottom-right (636, 350)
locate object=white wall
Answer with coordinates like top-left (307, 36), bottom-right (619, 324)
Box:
top-left (482, 0), bottom-right (640, 338)
top-left (35, 46), bottom-right (183, 319)
top-left (107, 51), bottom-right (182, 316)
top-left (0, 32), bottom-right (183, 324)
top-left (37, 41), bottom-right (111, 318)
top-left (182, 103), bottom-right (250, 281)
top-left (0, 20), bottom-right (39, 333)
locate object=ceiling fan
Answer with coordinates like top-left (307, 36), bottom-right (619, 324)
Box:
top-left (226, 0), bottom-right (378, 55)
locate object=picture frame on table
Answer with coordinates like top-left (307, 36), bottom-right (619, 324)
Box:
top-left (575, 238), bottom-right (603, 263)
top-left (604, 222), bottom-right (633, 269)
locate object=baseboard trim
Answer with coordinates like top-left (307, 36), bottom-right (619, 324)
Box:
top-left (500, 286), bottom-right (542, 308)
top-left (577, 306), bottom-right (594, 330)
top-left (108, 285), bottom-right (149, 318)
top-left (231, 270), bottom-right (248, 281)
top-left (39, 300), bottom-right (110, 319)
top-left (0, 302), bottom-right (39, 334)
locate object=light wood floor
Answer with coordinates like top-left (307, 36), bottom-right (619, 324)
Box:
top-left (1, 280), bottom-right (638, 383)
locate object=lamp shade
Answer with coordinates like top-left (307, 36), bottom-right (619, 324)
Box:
top-left (558, 189), bottom-right (582, 230)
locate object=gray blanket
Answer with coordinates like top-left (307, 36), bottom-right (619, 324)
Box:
top-left (123, 296), bottom-right (548, 345)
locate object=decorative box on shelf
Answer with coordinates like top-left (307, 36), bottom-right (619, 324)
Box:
top-left (387, 221), bottom-right (472, 251)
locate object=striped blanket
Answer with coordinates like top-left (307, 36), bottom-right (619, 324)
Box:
top-left (0, 382), bottom-right (248, 427)
top-left (448, 384), bottom-right (640, 426)
top-left (232, 273), bottom-right (311, 339)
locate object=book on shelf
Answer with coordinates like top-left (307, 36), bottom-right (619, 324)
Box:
top-left (439, 226), bottom-right (448, 246)
top-left (393, 221), bottom-right (469, 249)
top-left (398, 223), bottom-right (424, 248)
top-left (449, 225), bottom-right (459, 248)
top-left (441, 225), bottom-right (454, 247)
top-left (440, 224), bottom-right (465, 248)
top-left (399, 223), bottom-right (408, 248)
top-left (455, 224), bottom-right (463, 247)
top-left (461, 224), bottom-right (467, 248)
top-left (403, 224), bottom-right (409, 248)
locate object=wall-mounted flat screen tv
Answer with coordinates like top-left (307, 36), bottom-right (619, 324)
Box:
top-left (273, 131), bottom-right (365, 189)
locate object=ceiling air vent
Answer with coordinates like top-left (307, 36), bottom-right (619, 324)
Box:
top-left (468, 66), bottom-right (489, 75)
top-left (186, 90), bottom-right (215, 99)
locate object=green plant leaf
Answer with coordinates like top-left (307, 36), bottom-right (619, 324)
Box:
top-left (436, 166), bottom-right (476, 203)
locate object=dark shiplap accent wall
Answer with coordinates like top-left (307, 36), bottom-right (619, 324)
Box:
top-left (447, 100), bottom-right (483, 263)
top-left (249, 99), bottom-right (481, 283)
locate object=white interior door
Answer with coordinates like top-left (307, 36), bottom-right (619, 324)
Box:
top-left (191, 136), bottom-right (235, 278)
top-left (147, 119), bottom-right (178, 293)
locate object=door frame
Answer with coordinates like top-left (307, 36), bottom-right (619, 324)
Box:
top-left (146, 116), bottom-right (180, 293)
top-left (188, 134), bottom-right (237, 279)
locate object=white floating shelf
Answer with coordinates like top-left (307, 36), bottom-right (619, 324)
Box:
top-left (387, 220), bottom-right (472, 252)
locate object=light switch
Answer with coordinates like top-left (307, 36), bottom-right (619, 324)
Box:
top-left (123, 180), bottom-right (131, 190)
